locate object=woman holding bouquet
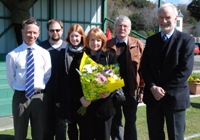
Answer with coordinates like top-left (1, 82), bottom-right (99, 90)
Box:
top-left (68, 27), bottom-right (117, 140)
top-left (64, 24), bottom-right (86, 140)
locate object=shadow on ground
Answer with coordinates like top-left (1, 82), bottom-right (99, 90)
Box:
top-left (0, 135), bottom-right (14, 140)
top-left (0, 134), bottom-right (31, 140)
top-left (191, 102), bottom-right (200, 109)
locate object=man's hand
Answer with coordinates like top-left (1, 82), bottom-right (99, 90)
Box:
top-left (150, 85), bottom-right (166, 100)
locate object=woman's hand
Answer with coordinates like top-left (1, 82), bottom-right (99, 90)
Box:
top-left (99, 93), bottom-right (110, 99)
top-left (80, 96), bottom-right (91, 107)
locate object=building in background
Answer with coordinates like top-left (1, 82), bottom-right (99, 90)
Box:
top-left (176, 9), bottom-right (183, 32)
top-left (0, 0), bottom-right (108, 117)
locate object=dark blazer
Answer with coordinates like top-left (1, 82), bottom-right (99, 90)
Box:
top-left (141, 29), bottom-right (195, 110)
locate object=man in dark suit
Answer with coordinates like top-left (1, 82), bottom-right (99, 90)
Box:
top-left (106, 15), bottom-right (144, 140)
top-left (141, 3), bottom-right (195, 140)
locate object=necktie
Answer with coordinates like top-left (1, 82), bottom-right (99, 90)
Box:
top-left (162, 34), bottom-right (168, 42)
top-left (116, 42), bottom-right (126, 48)
top-left (117, 42), bottom-right (126, 54)
top-left (25, 48), bottom-right (34, 99)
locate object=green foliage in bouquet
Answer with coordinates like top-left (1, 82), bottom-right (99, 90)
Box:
top-left (76, 52), bottom-right (125, 116)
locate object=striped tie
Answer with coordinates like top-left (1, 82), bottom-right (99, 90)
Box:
top-left (25, 48), bottom-right (34, 99)
top-left (162, 34), bottom-right (168, 42)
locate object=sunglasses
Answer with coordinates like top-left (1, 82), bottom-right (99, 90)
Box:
top-left (49, 29), bottom-right (61, 33)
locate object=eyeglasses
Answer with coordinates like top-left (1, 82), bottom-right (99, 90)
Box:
top-left (49, 29), bottom-right (61, 33)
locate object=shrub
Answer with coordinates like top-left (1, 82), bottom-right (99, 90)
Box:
top-left (188, 72), bottom-right (200, 83)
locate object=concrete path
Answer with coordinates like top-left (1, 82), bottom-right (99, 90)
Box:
top-left (0, 116), bottom-right (13, 131)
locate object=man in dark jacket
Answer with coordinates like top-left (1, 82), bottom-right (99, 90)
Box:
top-left (141, 3), bottom-right (195, 140)
top-left (39, 19), bottom-right (67, 140)
top-left (106, 15), bottom-right (144, 140)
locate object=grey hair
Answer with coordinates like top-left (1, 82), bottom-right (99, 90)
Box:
top-left (114, 15), bottom-right (131, 28)
top-left (158, 3), bottom-right (178, 17)
top-left (114, 15), bottom-right (131, 34)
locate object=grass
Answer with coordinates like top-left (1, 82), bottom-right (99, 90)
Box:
top-left (0, 96), bottom-right (200, 140)
top-left (185, 97), bottom-right (200, 139)
top-left (136, 96), bottom-right (200, 140)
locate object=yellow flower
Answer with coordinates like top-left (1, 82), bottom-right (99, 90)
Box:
top-left (188, 73), bottom-right (200, 83)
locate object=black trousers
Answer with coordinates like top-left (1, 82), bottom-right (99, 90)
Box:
top-left (78, 113), bottom-right (113, 140)
top-left (67, 122), bottom-right (78, 140)
top-left (146, 103), bottom-right (186, 140)
top-left (43, 95), bottom-right (67, 140)
top-left (12, 90), bottom-right (46, 140)
top-left (111, 95), bottom-right (138, 140)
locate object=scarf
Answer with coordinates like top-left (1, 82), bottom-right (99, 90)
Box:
top-left (65, 44), bottom-right (84, 74)
top-left (68, 44), bottom-right (84, 53)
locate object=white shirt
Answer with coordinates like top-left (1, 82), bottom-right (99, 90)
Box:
top-left (51, 40), bottom-right (63, 49)
top-left (6, 42), bottom-right (52, 91)
top-left (161, 29), bottom-right (174, 39)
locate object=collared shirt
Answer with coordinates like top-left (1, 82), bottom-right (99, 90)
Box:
top-left (116, 37), bottom-right (128, 45)
top-left (6, 42), bottom-right (52, 91)
top-left (161, 29), bottom-right (174, 40)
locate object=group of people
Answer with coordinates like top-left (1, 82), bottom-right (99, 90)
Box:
top-left (6, 3), bottom-right (195, 140)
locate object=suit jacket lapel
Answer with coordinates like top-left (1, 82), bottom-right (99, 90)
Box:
top-left (162, 30), bottom-right (178, 64)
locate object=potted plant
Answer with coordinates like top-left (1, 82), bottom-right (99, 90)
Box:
top-left (188, 72), bottom-right (200, 95)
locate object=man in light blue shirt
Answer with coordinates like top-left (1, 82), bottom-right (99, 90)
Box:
top-left (6, 17), bottom-right (51, 140)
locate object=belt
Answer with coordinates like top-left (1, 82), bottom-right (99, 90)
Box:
top-left (15, 90), bottom-right (45, 94)
top-left (34, 90), bottom-right (45, 94)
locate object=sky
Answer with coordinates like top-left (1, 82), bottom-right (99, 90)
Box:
top-left (149, 0), bottom-right (192, 5)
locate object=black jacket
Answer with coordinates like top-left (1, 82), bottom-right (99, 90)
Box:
top-left (141, 29), bottom-right (195, 110)
top-left (68, 48), bottom-right (117, 119)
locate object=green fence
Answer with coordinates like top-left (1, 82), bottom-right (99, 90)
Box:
top-left (0, 54), bottom-right (13, 117)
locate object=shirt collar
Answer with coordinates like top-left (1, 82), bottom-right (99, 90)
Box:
top-left (161, 29), bottom-right (174, 39)
top-left (22, 42), bottom-right (37, 50)
top-left (116, 37), bottom-right (128, 45)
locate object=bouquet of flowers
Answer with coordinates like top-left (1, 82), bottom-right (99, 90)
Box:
top-left (76, 52), bottom-right (124, 115)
